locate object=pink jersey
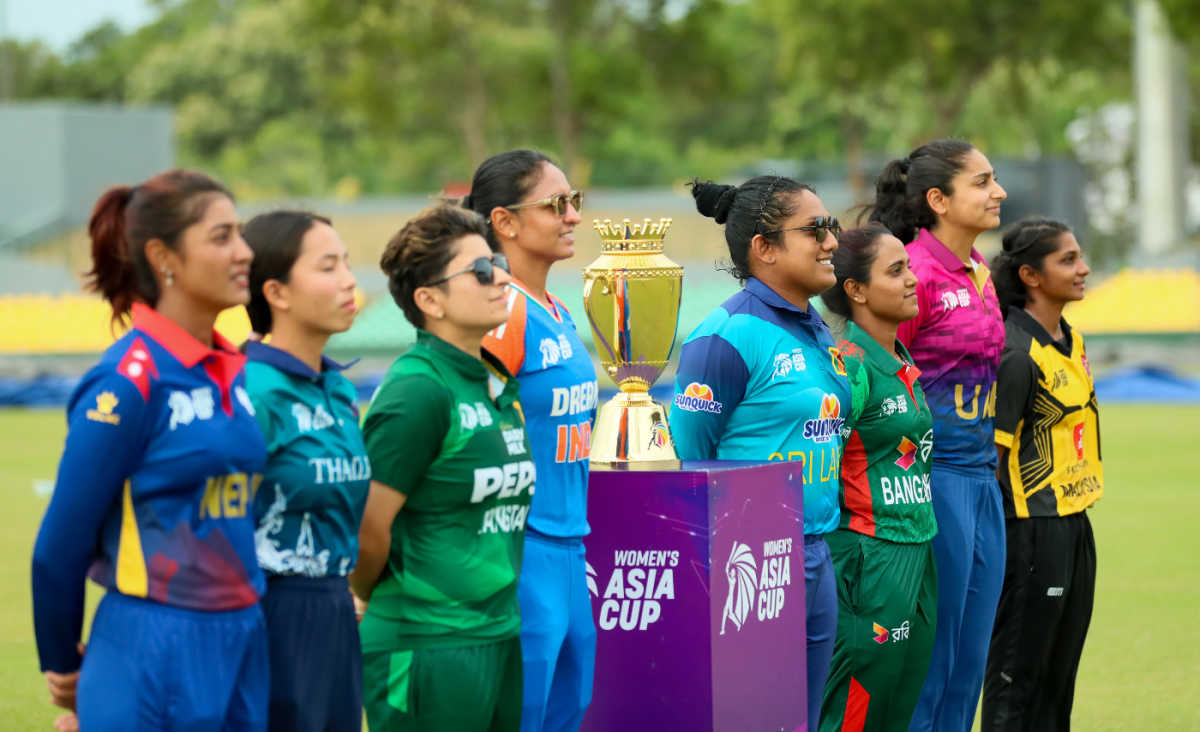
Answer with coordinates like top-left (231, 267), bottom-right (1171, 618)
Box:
top-left (897, 228), bottom-right (1004, 468)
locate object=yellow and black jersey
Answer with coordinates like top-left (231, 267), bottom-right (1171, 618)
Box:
top-left (994, 308), bottom-right (1103, 519)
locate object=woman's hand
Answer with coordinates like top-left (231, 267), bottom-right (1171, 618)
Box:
top-left (53, 713), bottom-right (79, 731)
top-left (44, 643), bottom-right (85, 711)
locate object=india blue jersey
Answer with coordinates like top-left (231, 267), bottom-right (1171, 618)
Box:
top-left (483, 281), bottom-right (597, 538)
top-left (671, 278), bottom-right (851, 536)
top-left (32, 304), bottom-right (266, 672)
top-left (244, 342), bottom-right (370, 578)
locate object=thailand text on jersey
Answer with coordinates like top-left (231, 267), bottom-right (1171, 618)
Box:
top-left (361, 330), bottom-right (534, 651)
top-left (897, 228), bottom-right (1004, 469)
top-left (671, 277), bottom-right (852, 536)
top-left (244, 342), bottom-right (370, 578)
top-left (483, 280), bottom-right (597, 539)
top-left (837, 321), bottom-right (937, 543)
top-left (994, 308), bottom-right (1103, 519)
top-left (32, 303), bottom-right (266, 672)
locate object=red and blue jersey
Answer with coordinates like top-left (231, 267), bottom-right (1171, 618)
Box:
top-left (32, 303), bottom-right (266, 673)
top-left (483, 280), bottom-right (597, 539)
top-left (897, 228), bottom-right (1005, 469)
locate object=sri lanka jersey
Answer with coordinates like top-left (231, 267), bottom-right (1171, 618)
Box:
top-left (32, 303), bottom-right (266, 673)
top-left (244, 342), bottom-right (370, 578)
top-left (483, 280), bottom-right (597, 539)
top-left (994, 308), bottom-right (1103, 519)
top-left (361, 331), bottom-right (533, 650)
top-left (671, 277), bottom-right (852, 536)
top-left (897, 228), bottom-right (1004, 469)
top-left (837, 321), bottom-right (937, 543)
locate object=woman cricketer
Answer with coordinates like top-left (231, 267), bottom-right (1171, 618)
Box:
top-left (468, 150), bottom-right (599, 732)
top-left (818, 225), bottom-right (938, 732)
top-left (865, 140), bottom-right (1008, 732)
top-left (241, 211), bottom-right (369, 731)
top-left (982, 218), bottom-right (1102, 732)
top-left (352, 205), bottom-right (533, 732)
top-left (672, 176), bottom-right (849, 731)
top-left (31, 170), bottom-right (269, 730)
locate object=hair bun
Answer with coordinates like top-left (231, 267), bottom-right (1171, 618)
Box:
top-left (691, 181), bottom-right (738, 224)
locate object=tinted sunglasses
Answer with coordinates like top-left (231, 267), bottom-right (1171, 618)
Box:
top-left (505, 190), bottom-right (584, 217)
top-left (761, 216), bottom-right (842, 243)
top-left (426, 253), bottom-right (510, 287)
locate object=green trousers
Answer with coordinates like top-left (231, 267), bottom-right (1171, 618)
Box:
top-left (820, 530), bottom-right (938, 732)
top-left (363, 637), bottom-right (522, 732)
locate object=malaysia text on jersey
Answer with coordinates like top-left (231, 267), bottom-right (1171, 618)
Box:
top-left (994, 308), bottom-right (1103, 519)
top-left (245, 342), bottom-right (370, 578)
top-left (671, 277), bottom-right (852, 536)
top-left (360, 330), bottom-right (534, 652)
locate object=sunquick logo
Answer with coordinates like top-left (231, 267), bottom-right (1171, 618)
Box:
top-left (674, 382), bottom-right (722, 414)
top-left (802, 394), bottom-right (845, 443)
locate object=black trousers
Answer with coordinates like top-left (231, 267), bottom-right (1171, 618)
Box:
top-left (981, 511), bottom-right (1096, 732)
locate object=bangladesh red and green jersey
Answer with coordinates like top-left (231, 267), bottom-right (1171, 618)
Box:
top-left (837, 321), bottom-right (937, 543)
top-left (360, 331), bottom-right (534, 652)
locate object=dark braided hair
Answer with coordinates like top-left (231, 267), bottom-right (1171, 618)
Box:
top-left (865, 140), bottom-right (976, 244)
top-left (690, 175), bottom-right (814, 282)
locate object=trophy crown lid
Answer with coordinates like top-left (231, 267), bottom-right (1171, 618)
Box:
top-left (593, 217), bottom-right (672, 253)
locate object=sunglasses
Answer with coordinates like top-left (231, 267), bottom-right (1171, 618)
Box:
top-left (761, 216), bottom-right (842, 243)
top-left (425, 253), bottom-right (510, 287)
top-left (505, 190), bottom-right (584, 217)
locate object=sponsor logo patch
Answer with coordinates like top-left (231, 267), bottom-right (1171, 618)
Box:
top-left (86, 391), bottom-right (121, 425)
top-left (894, 436), bottom-right (918, 470)
top-left (674, 382), bottom-right (722, 413)
top-left (802, 394), bottom-right (845, 443)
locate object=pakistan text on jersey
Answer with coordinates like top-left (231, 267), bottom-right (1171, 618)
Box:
top-left (478, 504), bottom-right (531, 535)
top-left (470, 460), bottom-right (536, 503)
top-left (308, 456), bottom-right (371, 484)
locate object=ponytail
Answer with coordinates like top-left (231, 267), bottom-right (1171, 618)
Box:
top-left (866, 139), bottom-right (975, 244)
top-left (86, 186), bottom-right (140, 325)
top-left (989, 217), bottom-right (1071, 316)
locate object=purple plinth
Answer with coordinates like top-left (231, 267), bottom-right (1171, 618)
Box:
top-left (582, 461), bottom-right (807, 732)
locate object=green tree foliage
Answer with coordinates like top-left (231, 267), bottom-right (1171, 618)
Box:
top-left (3, 0), bottom-right (1181, 197)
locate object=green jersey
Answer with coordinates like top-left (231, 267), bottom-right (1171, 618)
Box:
top-left (361, 331), bottom-right (535, 652)
top-left (837, 322), bottom-right (936, 543)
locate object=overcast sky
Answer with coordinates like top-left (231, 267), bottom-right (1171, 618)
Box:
top-left (2, 0), bottom-right (156, 52)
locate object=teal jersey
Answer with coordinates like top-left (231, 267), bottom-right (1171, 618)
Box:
top-left (244, 342), bottom-right (370, 578)
top-left (671, 278), bottom-right (853, 536)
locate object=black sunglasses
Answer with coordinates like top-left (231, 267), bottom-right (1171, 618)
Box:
top-left (425, 253), bottom-right (510, 287)
top-left (761, 216), bottom-right (842, 243)
top-left (505, 190), bottom-right (584, 217)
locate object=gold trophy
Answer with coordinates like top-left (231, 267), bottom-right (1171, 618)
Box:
top-left (584, 218), bottom-right (683, 463)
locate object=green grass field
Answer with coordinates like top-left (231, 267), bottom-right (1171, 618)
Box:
top-left (3, 405), bottom-right (1199, 730)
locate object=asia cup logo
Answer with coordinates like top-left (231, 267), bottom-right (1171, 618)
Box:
top-left (647, 422), bottom-right (671, 450)
top-left (674, 382), bottom-right (722, 414)
top-left (802, 394), bottom-right (845, 443)
top-left (720, 541), bottom-right (758, 635)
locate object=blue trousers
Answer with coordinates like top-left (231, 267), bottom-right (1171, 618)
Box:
top-left (77, 593), bottom-right (268, 731)
top-left (262, 575), bottom-right (362, 732)
top-left (519, 532), bottom-right (597, 732)
top-left (805, 534), bottom-right (837, 732)
top-left (908, 463), bottom-right (1006, 732)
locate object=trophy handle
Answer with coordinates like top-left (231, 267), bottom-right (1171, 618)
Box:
top-left (583, 273), bottom-right (619, 369)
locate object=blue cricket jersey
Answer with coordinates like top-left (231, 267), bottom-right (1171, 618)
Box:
top-left (244, 342), bottom-right (370, 578)
top-left (483, 280), bottom-right (597, 538)
top-left (671, 277), bottom-right (852, 536)
top-left (32, 303), bottom-right (267, 673)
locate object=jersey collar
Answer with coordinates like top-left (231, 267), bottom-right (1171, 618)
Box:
top-left (507, 279), bottom-right (564, 323)
top-left (1007, 306), bottom-right (1074, 354)
top-left (244, 340), bottom-right (353, 381)
top-left (844, 320), bottom-right (922, 397)
top-left (912, 228), bottom-right (985, 274)
top-left (744, 277), bottom-right (826, 323)
top-left (416, 329), bottom-right (515, 380)
top-left (131, 302), bottom-right (242, 368)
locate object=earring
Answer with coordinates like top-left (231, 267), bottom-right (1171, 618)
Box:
top-left (509, 232), bottom-right (517, 238)
top-left (163, 269), bottom-right (174, 286)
